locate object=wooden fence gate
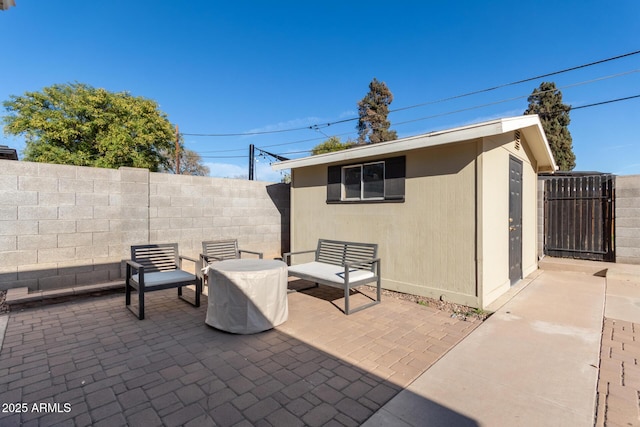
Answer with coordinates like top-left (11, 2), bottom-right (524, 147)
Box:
top-left (544, 173), bottom-right (615, 262)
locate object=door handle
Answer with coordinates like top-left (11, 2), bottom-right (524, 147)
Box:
top-left (509, 226), bottom-right (517, 231)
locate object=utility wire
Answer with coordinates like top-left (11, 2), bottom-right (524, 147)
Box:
top-left (570, 94), bottom-right (640, 110)
top-left (257, 94), bottom-right (640, 160)
top-left (194, 93), bottom-right (640, 161)
top-left (182, 49), bottom-right (640, 137)
top-left (253, 71), bottom-right (639, 150)
top-left (197, 70), bottom-right (639, 154)
top-left (389, 50), bottom-right (640, 113)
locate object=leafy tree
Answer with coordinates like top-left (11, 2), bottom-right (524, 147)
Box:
top-left (160, 147), bottom-right (210, 176)
top-left (357, 78), bottom-right (397, 144)
top-left (311, 136), bottom-right (354, 155)
top-left (280, 172), bottom-right (291, 184)
top-left (2, 82), bottom-right (176, 171)
top-left (524, 81), bottom-right (576, 170)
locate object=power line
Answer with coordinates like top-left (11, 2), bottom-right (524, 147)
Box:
top-left (393, 71), bottom-right (639, 127)
top-left (258, 93), bottom-right (640, 160)
top-left (182, 49), bottom-right (640, 137)
top-left (389, 50), bottom-right (640, 113)
top-left (570, 94), bottom-right (640, 110)
top-left (198, 155), bottom-right (248, 159)
top-left (251, 72), bottom-right (639, 150)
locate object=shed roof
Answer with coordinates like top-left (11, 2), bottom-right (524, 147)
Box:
top-left (0, 145), bottom-right (18, 160)
top-left (272, 115), bottom-right (557, 173)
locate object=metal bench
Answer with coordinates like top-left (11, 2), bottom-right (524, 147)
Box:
top-left (125, 243), bottom-right (202, 320)
top-left (284, 239), bottom-right (381, 315)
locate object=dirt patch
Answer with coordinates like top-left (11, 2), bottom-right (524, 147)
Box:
top-left (363, 286), bottom-right (491, 321)
top-left (0, 290), bottom-right (7, 315)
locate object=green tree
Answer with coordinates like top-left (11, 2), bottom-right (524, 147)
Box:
top-left (2, 82), bottom-right (176, 171)
top-left (357, 78), bottom-right (397, 144)
top-left (524, 82), bottom-right (576, 170)
top-left (311, 136), bottom-right (354, 155)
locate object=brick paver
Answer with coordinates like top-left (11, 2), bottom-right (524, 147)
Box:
top-left (596, 318), bottom-right (640, 427)
top-left (0, 281), bottom-right (480, 426)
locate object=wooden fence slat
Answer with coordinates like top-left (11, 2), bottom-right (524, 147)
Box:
top-left (543, 174), bottom-right (615, 262)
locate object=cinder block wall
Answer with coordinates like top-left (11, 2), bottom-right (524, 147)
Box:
top-left (0, 160), bottom-right (290, 291)
top-left (616, 174), bottom-right (640, 264)
top-left (147, 172), bottom-right (290, 261)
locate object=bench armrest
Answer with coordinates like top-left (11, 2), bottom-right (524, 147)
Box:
top-left (283, 249), bottom-right (316, 265)
top-left (239, 249), bottom-right (263, 259)
top-left (179, 254), bottom-right (198, 269)
top-left (126, 259), bottom-right (144, 277)
top-left (180, 255), bottom-right (197, 263)
top-left (344, 258), bottom-right (381, 284)
top-left (201, 254), bottom-right (224, 264)
top-left (344, 257), bottom-right (380, 270)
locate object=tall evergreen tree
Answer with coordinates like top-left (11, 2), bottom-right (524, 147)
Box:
top-left (524, 82), bottom-right (576, 170)
top-left (357, 78), bottom-right (397, 144)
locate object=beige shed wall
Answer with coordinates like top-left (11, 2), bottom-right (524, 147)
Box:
top-left (480, 132), bottom-right (539, 307)
top-left (289, 133), bottom-right (541, 309)
top-left (290, 141), bottom-right (479, 307)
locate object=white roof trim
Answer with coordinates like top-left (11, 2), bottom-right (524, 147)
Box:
top-left (272, 115), bottom-right (557, 173)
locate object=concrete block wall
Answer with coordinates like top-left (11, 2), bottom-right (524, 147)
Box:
top-left (616, 174), bottom-right (640, 264)
top-left (147, 172), bottom-right (290, 262)
top-left (0, 160), bottom-right (290, 291)
top-left (0, 161), bottom-right (128, 291)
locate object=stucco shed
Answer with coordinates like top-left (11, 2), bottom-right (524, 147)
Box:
top-left (272, 115), bottom-right (557, 309)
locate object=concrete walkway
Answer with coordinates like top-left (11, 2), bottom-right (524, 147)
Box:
top-left (365, 259), bottom-right (640, 427)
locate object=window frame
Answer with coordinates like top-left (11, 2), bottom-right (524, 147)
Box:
top-left (327, 156), bottom-right (405, 204)
top-left (341, 161), bottom-right (385, 201)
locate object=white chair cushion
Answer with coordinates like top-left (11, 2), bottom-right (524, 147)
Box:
top-left (288, 261), bottom-right (374, 285)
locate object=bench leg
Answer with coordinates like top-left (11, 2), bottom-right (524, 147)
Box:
top-left (125, 280), bottom-right (131, 307)
top-left (177, 279), bottom-right (202, 308)
top-left (195, 278), bottom-right (201, 307)
top-left (125, 278), bottom-right (145, 320)
top-left (344, 284), bottom-right (350, 315)
top-left (138, 287), bottom-right (145, 320)
top-left (341, 278), bottom-right (382, 315)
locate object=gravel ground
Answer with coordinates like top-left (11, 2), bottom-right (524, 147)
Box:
top-left (363, 286), bottom-right (491, 321)
top-left (0, 290), bottom-right (7, 315)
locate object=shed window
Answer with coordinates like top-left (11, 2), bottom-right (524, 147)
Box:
top-left (342, 162), bottom-right (384, 200)
top-left (327, 156), bottom-right (405, 203)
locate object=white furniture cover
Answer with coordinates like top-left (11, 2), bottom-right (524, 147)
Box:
top-left (204, 259), bottom-right (288, 334)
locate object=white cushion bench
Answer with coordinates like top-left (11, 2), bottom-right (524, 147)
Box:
top-left (284, 239), bottom-right (381, 315)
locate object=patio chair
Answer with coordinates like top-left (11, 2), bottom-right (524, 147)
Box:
top-left (199, 239), bottom-right (263, 283)
top-left (125, 243), bottom-right (202, 320)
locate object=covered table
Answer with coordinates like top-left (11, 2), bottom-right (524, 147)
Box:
top-left (204, 259), bottom-right (288, 334)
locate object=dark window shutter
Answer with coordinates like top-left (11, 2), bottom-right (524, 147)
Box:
top-left (327, 165), bottom-right (341, 202)
top-left (385, 156), bottom-right (405, 200)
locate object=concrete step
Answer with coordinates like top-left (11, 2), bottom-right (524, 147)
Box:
top-left (539, 256), bottom-right (610, 276)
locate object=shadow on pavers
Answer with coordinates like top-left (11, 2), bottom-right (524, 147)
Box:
top-left (0, 288), bottom-right (480, 426)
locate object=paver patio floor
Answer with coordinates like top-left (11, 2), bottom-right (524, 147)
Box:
top-left (0, 281), bottom-right (480, 426)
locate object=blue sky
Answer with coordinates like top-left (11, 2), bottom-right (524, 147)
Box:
top-left (1, 1), bottom-right (639, 181)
